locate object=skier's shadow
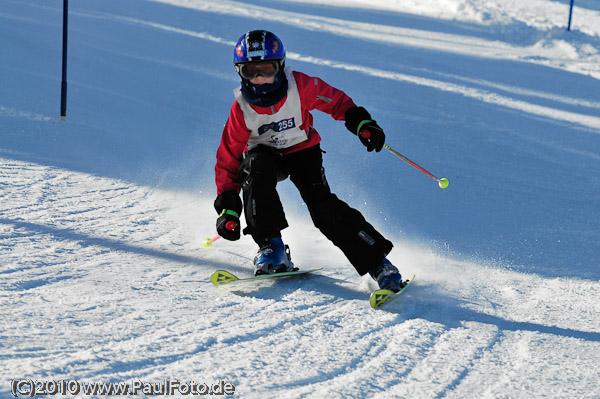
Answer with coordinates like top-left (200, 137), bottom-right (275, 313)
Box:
top-left (378, 282), bottom-right (600, 343)
top-left (215, 272), bottom-right (367, 302)
top-left (0, 217), bottom-right (234, 271)
top-left (216, 274), bottom-right (600, 344)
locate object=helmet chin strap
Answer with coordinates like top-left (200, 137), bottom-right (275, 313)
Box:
top-left (248, 79), bottom-right (280, 94)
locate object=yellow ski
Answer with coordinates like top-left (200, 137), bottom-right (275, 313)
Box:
top-left (211, 268), bottom-right (323, 286)
top-left (369, 273), bottom-right (415, 308)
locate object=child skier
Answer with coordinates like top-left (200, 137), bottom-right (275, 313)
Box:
top-left (213, 30), bottom-right (405, 291)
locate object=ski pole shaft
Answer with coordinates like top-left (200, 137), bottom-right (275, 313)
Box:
top-left (203, 235), bottom-right (221, 249)
top-left (384, 144), bottom-right (438, 181)
top-left (383, 144), bottom-right (449, 188)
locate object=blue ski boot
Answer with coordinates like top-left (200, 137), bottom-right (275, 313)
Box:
top-left (254, 237), bottom-right (294, 276)
top-left (368, 258), bottom-right (405, 292)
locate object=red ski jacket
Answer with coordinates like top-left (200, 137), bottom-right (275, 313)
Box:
top-left (215, 70), bottom-right (356, 195)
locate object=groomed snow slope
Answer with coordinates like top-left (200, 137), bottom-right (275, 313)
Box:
top-left (1, 0), bottom-right (599, 398)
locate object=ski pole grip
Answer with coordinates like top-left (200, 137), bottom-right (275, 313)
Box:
top-left (357, 119), bottom-right (375, 138)
top-left (218, 209), bottom-right (239, 231)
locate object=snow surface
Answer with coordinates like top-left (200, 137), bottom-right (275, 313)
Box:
top-left (1, 0), bottom-right (599, 397)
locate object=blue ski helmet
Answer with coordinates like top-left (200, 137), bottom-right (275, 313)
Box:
top-left (233, 30), bottom-right (285, 69)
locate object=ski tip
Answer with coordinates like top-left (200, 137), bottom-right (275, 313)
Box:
top-left (211, 270), bottom-right (239, 286)
top-left (369, 273), bottom-right (416, 308)
top-left (370, 289), bottom-right (396, 308)
top-left (210, 267), bottom-right (324, 286)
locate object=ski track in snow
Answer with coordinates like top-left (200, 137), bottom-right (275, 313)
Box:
top-left (148, 0), bottom-right (600, 79)
top-left (64, 0), bottom-right (600, 131)
top-left (1, 158), bottom-right (599, 398)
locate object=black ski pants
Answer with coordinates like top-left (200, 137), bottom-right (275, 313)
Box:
top-left (237, 144), bottom-right (393, 275)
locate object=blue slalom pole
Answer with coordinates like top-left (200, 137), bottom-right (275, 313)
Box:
top-left (567, 0), bottom-right (575, 31)
top-left (60, 0), bottom-right (68, 120)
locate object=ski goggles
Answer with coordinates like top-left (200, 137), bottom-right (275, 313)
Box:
top-left (235, 61), bottom-right (280, 80)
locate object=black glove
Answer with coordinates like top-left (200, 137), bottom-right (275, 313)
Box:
top-left (214, 191), bottom-right (243, 241)
top-left (344, 106), bottom-right (386, 152)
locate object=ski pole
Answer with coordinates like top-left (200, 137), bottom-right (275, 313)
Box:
top-left (359, 130), bottom-right (449, 188)
top-left (203, 235), bottom-right (221, 249)
top-left (202, 218), bottom-right (238, 249)
top-left (384, 143), bottom-right (449, 189)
